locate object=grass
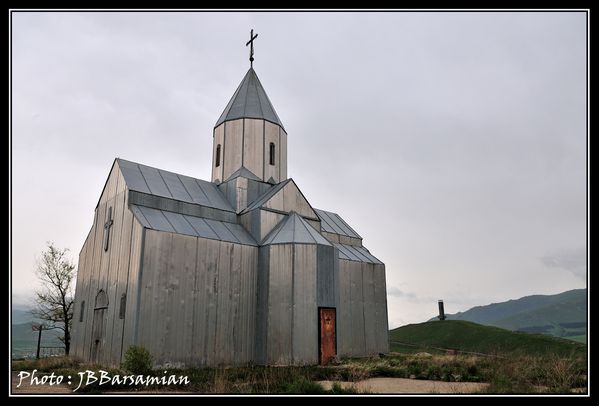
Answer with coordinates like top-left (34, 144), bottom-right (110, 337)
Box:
top-left (390, 320), bottom-right (587, 358)
top-left (566, 335), bottom-right (587, 344)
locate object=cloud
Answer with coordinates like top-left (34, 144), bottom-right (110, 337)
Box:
top-left (541, 247), bottom-right (587, 279)
top-left (387, 286), bottom-right (417, 299)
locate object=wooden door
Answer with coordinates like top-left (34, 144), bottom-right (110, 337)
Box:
top-left (91, 308), bottom-right (105, 363)
top-left (319, 308), bottom-right (336, 365)
top-left (91, 290), bottom-right (108, 364)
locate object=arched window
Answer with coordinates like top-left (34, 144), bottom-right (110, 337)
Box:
top-left (95, 290), bottom-right (109, 310)
top-left (215, 144), bottom-right (221, 167)
top-left (269, 142), bottom-right (275, 166)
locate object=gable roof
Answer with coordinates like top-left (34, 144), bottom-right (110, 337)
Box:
top-left (243, 178), bottom-right (292, 213)
top-left (242, 178), bottom-right (318, 220)
top-left (262, 213), bottom-right (331, 246)
top-left (117, 158), bottom-right (234, 213)
top-left (226, 166), bottom-right (262, 182)
top-left (315, 209), bottom-right (362, 239)
top-left (215, 67), bottom-right (285, 130)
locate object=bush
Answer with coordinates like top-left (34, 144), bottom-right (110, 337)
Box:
top-left (122, 346), bottom-right (153, 375)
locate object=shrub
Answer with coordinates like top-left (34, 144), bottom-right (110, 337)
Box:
top-left (122, 346), bottom-right (153, 375)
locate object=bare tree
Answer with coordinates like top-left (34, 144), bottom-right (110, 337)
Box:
top-left (32, 243), bottom-right (75, 355)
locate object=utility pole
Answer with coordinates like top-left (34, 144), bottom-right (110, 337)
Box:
top-left (32, 324), bottom-right (44, 359)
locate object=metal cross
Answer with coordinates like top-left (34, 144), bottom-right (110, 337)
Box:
top-left (246, 29), bottom-right (258, 68)
top-left (103, 206), bottom-right (113, 252)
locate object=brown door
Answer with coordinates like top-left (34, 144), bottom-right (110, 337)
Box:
top-left (319, 308), bottom-right (336, 365)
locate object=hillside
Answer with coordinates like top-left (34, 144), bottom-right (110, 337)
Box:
top-left (390, 320), bottom-right (586, 357)
top-left (435, 289), bottom-right (586, 341)
top-left (12, 322), bottom-right (63, 359)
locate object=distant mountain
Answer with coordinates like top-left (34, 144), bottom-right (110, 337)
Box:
top-left (12, 322), bottom-right (63, 359)
top-left (432, 289), bottom-right (586, 342)
top-left (390, 320), bottom-right (586, 357)
top-left (11, 303), bottom-right (64, 359)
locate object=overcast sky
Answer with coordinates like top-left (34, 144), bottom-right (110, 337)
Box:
top-left (11, 11), bottom-right (587, 328)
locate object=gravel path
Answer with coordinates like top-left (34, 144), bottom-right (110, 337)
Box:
top-left (318, 377), bottom-right (489, 394)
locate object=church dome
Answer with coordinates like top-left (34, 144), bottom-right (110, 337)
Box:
top-left (215, 67), bottom-right (284, 130)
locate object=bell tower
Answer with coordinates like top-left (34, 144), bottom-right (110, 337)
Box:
top-left (211, 31), bottom-right (287, 185)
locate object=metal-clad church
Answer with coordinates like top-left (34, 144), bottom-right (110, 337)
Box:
top-left (71, 40), bottom-right (389, 367)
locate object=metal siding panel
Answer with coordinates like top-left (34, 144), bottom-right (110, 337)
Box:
top-left (204, 218), bottom-right (240, 243)
top-left (320, 211), bottom-right (346, 235)
top-left (329, 212), bottom-right (359, 238)
top-left (196, 179), bottom-right (234, 212)
top-left (137, 206), bottom-right (176, 233)
top-left (138, 164), bottom-right (172, 197)
top-left (350, 261), bottom-right (366, 356)
top-left (223, 119), bottom-right (243, 181)
top-left (190, 237), bottom-right (208, 366)
top-left (267, 245), bottom-right (293, 364)
top-left (121, 222), bottom-right (143, 357)
top-left (260, 210), bottom-right (285, 242)
top-left (243, 118), bottom-right (265, 181)
top-left (203, 239), bottom-right (221, 366)
top-left (256, 246), bottom-right (270, 364)
top-left (337, 260), bottom-right (352, 356)
top-left (316, 210), bottom-right (339, 234)
top-left (182, 215), bottom-right (219, 240)
top-left (223, 222), bottom-right (257, 246)
top-left (159, 169), bottom-right (193, 201)
top-left (264, 121), bottom-right (280, 183)
top-left (215, 242), bottom-right (233, 364)
top-left (178, 174), bottom-right (212, 206)
top-left (130, 205), bottom-right (151, 228)
top-left (347, 245), bottom-right (372, 262)
top-left (162, 211), bottom-right (198, 237)
top-left (362, 263), bottom-right (377, 355)
top-left (280, 130), bottom-right (287, 180)
top-left (335, 243), bottom-right (361, 262)
top-left (317, 245), bottom-right (336, 308)
top-left (293, 245), bottom-right (318, 364)
top-left (230, 244), bottom-right (243, 364)
top-left (373, 264), bottom-right (389, 353)
top-left (117, 159), bottom-right (151, 194)
top-left (212, 124), bottom-right (224, 182)
top-left (181, 235), bottom-right (198, 366)
top-left (104, 187), bottom-right (126, 365)
top-left (356, 245), bottom-right (383, 264)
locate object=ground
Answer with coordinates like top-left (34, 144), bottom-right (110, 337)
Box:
top-left (10, 350), bottom-right (587, 395)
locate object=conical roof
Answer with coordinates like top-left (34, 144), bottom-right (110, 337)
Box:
top-left (262, 212), bottom-right (331, 246)
top-left (215, 68), bottom-right (284, 129)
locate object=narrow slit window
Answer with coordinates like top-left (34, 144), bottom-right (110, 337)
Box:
top-left (269, 142), bottom-right (275, 166)
top-left (79, 301), bottom-right (85, 322)
top-left (119, 293), bottom-right (126, 319)
top-left (215, 144), bottom-right (221, 167)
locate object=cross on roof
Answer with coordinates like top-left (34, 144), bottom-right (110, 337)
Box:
top-left (246, 29), bottom-right (258, 68)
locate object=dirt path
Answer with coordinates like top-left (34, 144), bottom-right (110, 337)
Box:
top-left (318, 378), bottom-right (489, 394)
top-left (11, 372), bottom-right (73, 394)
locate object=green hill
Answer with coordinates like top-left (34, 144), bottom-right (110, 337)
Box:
top-left (390, 320), bottom-right (586, 358)
top-left (435, 289), bottom-right (586, 342)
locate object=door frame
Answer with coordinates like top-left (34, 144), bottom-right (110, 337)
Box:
top-left (318, 307), bottom-right (337, 364)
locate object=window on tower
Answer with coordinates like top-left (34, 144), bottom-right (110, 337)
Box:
top-left (216, 144), bottom-right (221, 167)
top-left (269, 142), bottom-right (275, 166)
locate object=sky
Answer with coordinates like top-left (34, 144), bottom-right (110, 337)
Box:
top-left (11, 11), bottom-right (587, 328)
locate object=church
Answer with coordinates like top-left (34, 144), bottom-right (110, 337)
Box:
top-left (71, 34), bottom-right (389, 367)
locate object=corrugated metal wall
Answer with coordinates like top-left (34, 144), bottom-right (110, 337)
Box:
top-left (135, 230), bottom-right (258, 367)
top-left (71, 161), bottom-right (145, 366)
top-left (337, 260), bottom-right (389, 357)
